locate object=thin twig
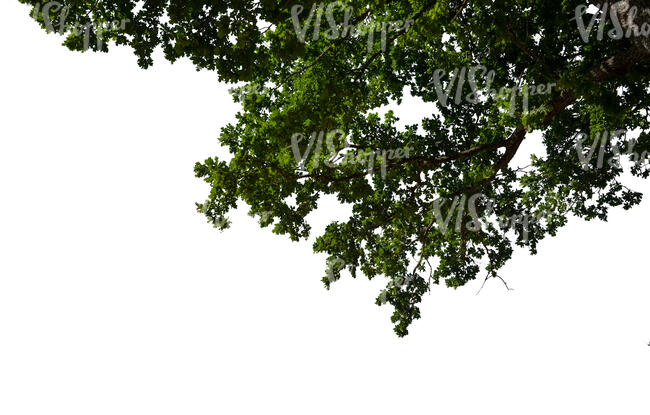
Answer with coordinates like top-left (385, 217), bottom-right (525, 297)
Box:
top-left (451, 0), bottom-right (469, 23)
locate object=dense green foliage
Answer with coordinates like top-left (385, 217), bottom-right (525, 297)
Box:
top-left (22, 0), bottom-right (650, 335)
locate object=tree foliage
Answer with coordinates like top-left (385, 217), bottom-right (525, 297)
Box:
top-left (21, 0), bottom-right (650, 335)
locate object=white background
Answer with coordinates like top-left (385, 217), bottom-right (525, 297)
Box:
top-left (1, 2), bottom-right (649, 414)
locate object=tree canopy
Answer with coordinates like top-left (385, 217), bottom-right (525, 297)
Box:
top-left (21, 0), bottom-right (650, 335)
